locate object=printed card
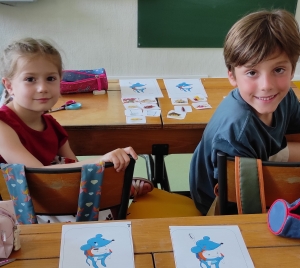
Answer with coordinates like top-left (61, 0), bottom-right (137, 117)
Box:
top-left (170, 225), bottom-right (254, 268)
top-left (139, 98), bottom-right (157, 104)
top-left (124, 109), bottom-right (143, 116)
top-left (189, 95), bottom-right (207, 102)
top-left (59, 222), bottom-right (135, 268)
top-left (123, 103), bottom-right (142, 110)
top-left (192, 102), bottom-right (212, 110)
top-left (174, 106), bottom-right (192, 113)
top-left (140, 103), bottom-right (160, 110)
top-left (171, 98), bottom-right (189, 105)
top-left (120, 79), bottom-right (163, 98)
top-left (126, 116), bottom-right (146, 124)
top-left (167, 110), bottom-right (186, 120)
top-left (143, 110), bottom-right (161, 117)
top-left (121, 97), bottom-right (139, 103)
top-left (164, 79), bottom-right (208, 98)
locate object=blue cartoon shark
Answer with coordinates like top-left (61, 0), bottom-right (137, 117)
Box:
top-left (191, 236), bottom-right (224, 268)
top-left (176, 82), bottom-right (192, 92)
top-left (130, 82), bottom-right (146, 93)
top-left (80, 234), bottom-right (114, 268)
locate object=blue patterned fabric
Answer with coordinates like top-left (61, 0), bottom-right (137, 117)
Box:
top-left (76, 163), bottom-right (104, 222)
top-left (268, 198), bottom-right (300, 238)
top-left (0, 162), bottom-right (105, 224)
top-left (0, 163), bottom-right (37, 224)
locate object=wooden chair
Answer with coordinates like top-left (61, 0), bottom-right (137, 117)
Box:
top-left (217, 152), bottom-right (300, 215)
top-left (0, 158), bottom-right (135, 220)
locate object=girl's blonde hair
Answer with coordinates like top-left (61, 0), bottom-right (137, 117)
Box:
top-left (0, 38), bottom-right (62, 106)
top-left (224, 9), bottom-right (300, 75)
top-left (0, 37), bottom-right (63, 79)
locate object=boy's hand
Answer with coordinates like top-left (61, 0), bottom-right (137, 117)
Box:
top-left (101, 147), bottom-right (138, 172)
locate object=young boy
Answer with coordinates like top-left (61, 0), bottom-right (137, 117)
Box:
top-left (189, 9), bottom-right (300, 215)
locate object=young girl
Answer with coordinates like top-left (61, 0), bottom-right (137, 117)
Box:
top-left (0, 37), bottom-right (147, 187)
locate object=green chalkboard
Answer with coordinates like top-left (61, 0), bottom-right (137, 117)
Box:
top-left (138, 0), bottom-right (298, 48)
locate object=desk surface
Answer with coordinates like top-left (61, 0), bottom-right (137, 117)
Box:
top-left (52, 91), bottom-right (161, 129)
top-left (158, 78), bottom-right (300, 129)
top-left (50, 78), bottom-right (300, 155)
top-left (9, 214), bottom-right (300, 267)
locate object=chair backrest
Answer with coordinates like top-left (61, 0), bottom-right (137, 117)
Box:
top-left (0, 158), bottom-right (135, 220)
top-left (217, 152), bottom-right (300, 215)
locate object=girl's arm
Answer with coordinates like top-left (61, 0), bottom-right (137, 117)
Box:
top-left (0, 120), bottom-right (44, 167)
top-left (0, 120), bottom-right (138, 171)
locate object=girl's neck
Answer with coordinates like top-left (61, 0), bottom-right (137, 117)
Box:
top-left (7, 101), bottom-right (45, 131)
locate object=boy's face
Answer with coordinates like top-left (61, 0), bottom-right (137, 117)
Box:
top-left (228, 51), bottom-right (294, 125)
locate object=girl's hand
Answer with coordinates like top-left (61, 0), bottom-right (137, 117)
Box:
top-left (101, 147), bottom-right (138, 172)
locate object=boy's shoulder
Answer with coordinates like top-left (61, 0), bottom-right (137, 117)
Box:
top-left (213, 88), bottom-right (251, 118)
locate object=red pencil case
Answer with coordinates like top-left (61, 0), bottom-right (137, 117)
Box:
top-left (60, 69), bottom-right (108, 94)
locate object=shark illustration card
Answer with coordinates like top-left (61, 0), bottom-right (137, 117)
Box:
top-left (163, 79), bottom-right (208, 98)
top-left (59, 222), bottom-right (135, 268)
top-left (170, 225), bottom-right (254, 268)
top-left (119, 79), bottom-right (163, 98)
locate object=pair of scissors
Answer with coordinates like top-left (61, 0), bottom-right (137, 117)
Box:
top-left (48, 100), bottom-right (82, 113)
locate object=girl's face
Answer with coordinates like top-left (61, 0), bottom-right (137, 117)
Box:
top-left (2, 55), bottom-right (61, 114)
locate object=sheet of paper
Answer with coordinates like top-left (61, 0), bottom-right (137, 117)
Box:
top-left (59, 222), bottom-right (135, 268)
top-left (164, 79), bottom-right (207, 98)
top-left (170, 225), bottom-right (254, 268)
top-left (120, 79), bottom-right (163, 98)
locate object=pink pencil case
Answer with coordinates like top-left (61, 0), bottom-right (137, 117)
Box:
top-left (60, 69), bottom-right (108, 94)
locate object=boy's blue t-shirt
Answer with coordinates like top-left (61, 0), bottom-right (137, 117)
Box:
top-left (189, 88), bottom-right (300, 214)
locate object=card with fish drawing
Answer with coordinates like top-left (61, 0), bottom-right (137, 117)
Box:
top-left (167, 110), bottom-right (186, 120)
top-left (169, 225), bottom-right (254, 268)
top-left (59, 222), bottom-right (135, 268)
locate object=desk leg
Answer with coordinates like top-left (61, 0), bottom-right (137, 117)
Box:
top-left (152, 144), bottom-right (170, 191)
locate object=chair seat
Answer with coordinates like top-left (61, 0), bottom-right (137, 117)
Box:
top-left (126, 188), bottom-right (202, 219)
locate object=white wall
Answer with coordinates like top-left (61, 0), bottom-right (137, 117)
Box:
top-left (0, 0), bottom-right (299, 79)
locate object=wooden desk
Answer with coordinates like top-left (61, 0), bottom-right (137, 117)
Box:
top-left (9, 214), bottom-right (300, 267)
top-left (52, 78), bottom-right (300, 156)
top-left (51, 79), bottom-right (300, 190)
top-left (158, 78), bottom-right (300, 153)
top-left (51, 91), bottom-right (162, 155)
